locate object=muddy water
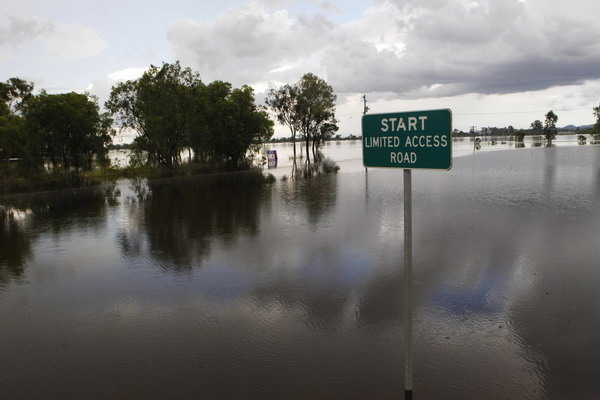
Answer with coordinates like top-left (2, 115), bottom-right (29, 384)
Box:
top-left (2, 144), bottom-right (600, 399)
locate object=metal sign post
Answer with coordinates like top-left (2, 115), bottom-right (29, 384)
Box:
top-left (404, 169), bottom-right (413, 399)
top-left (361, 109), bottom-right (452, 399)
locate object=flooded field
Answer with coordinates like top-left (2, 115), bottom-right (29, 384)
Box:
top-left (2, 141), bottom-right (600, 399)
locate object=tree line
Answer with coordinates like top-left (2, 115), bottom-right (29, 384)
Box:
top-left (0, 62), bottom-right (281, 177)
top-left (107, 62), bottom-right (274, 169)
top-left (454, 107), bottom-right (600, 146)
top-left (0, 78), bottom-right (112, 172)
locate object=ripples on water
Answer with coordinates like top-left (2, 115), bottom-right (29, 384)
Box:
top-left (2, 142), bottom-right (600, 399)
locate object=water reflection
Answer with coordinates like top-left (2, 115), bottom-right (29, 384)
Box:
top-left (417, 147), bottom-right (600, 397)
top-left (279, 174), bottom-right (338, 227)
top-left (8, 185), bottom-right (117, 234)
top-left (2, 145), bottom-right (600, 399)
top-left (0, 207), bottom-right (31, 286)
top-left (543, 147), bottom-right (556, 196)
top-left (0, 185), bottom-right (117, 287)
top-left (118, 172), bottom-right (271, 272)
top-left (356, 273), bottom-right (403, 328)
top-left (595, 149), bottom-right (600, 199)
top-left (251, 275), bottom-right (352, 331)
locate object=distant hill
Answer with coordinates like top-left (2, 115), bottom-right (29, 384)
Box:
top-left (560, 124), bottom-right (594, 131)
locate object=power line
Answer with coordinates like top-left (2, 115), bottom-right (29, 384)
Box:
top-left (336, 111), bottom-right (363, 117)
top-left (335, 104), bottom-right (594, 121)
top-left (456, 106), bottom-right (592, 116)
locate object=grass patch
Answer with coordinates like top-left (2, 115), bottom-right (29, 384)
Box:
top-left (1, 160), bottom-right (274, 196)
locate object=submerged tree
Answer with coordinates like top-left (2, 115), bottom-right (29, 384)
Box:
top-left (296, 73), bottom-right (337, 164)
top-left (314, 121), bottom-right (339, 156)
top-left (106, 62), bottom-right (199, 169)
top-left (24, 92), bottom-right (113, 170)
top-left (543, 110), bottom-right (558, 145)
top-left (107, 62), bottom-right (272, 169)
top-left (593, 103), bottom-right (600, 136)
top-left (0, 113), bottom-right (25, 163)
top-left (265, 84), bottom-right (300, 175)
top-left (266, 73), bottom-right (337, 177)
top-left (199, 81), bottom-right (273, 166)
top-left (530, 120), bottom-right (543, 136)
top-left (0, 78), bottom-right (33, 163)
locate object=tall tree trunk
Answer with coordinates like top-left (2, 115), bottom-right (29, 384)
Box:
top-left (291, 133), bottom-right (298, 178)
top-left (305, 136), bottom-right (310, 164)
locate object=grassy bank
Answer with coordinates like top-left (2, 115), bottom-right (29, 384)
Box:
top-left (0, 162), bottom-right (274, 196)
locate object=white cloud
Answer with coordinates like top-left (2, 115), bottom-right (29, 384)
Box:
top-left (166, 0), bottom-right (600, 99)
top-left (0, 14), bottom-right (107, 61)
top-left (6, 0), bottom-right (597, 138)
top-left (162, 0), bottom-right (600, 137)
top-left (41, 22), bottom-right (108, 60)
top-left (86, 67), bottom-right (148, 112)
top-left (107, 67), bottom-right (147, 81)
top-left (167, 2), bottom-right (330, 87)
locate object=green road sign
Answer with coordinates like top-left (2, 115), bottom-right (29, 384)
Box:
top-left (362, 109), bottom-right (452, 170)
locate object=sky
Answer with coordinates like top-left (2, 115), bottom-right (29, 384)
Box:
top-left (2, 0), bottom-right (600, 140)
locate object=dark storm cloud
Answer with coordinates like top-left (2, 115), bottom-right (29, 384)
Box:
top-left (167, 0), bottom-right (600, 96)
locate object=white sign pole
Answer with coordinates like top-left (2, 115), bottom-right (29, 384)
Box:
top-left (404, 169), bottom-right (413, 399)
top-left (361, 108), bottom-right (452, 399)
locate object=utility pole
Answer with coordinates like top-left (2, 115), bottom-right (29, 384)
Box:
top-left (363, 95), bottom-right (369, 173)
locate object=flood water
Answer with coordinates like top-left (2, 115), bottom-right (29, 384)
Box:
top-left (2, 140), bottom-right (600, 399)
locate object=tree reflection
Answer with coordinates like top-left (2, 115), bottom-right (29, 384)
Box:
top-left (0, 184), bottom-right (117, 287)
top-left (543, 147), bottom-right (556, 196)
top-left (0, 207), bottom-right (31, 286)
top-left (3, 185), bottom-right (117, 234)
top-left (280, 173), bottom-right (338, 226)
top-left (120, 171), bottom-right (271, 272)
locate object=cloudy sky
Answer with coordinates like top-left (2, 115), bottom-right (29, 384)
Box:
top-left (2, 0), bottom-right (600, 138)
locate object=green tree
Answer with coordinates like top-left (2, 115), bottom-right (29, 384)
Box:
top-left (221, 85), bottom-right (273, 165)
top-left (0, 78), bottom-right (33, 164)
top-left (106, 62), bottom-right (200, 168)
top-left (24, 92), bottom-right (113, 170)
top-left (313, 121), bottom-right (338, 156)
top-left (0, 77), bottom-right (34, 116)
top-left (530, 120), bottom-right (543, 135)
top-left (266, 73), bottom-right (337, 176)
top-left (265, 83), bottom-right (300, 173)
top-left (296, 73), bottom-right (337, 163)
top-left (199, 82), bottom-right (272, 166)
top-left (0, 113), bottom-right (25, 162)
top-left (108, 62), bottom-right (273, 169)
top-left (593, 103), bottom-right (600, 135)
top-left (543, 110), bottom-right (558, 145)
